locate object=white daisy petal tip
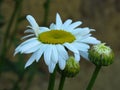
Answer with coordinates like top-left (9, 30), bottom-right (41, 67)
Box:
top-left (56, 13), bottom-right (62, 28)
top-left (24, 60), bottom-right (33, 69)
top-left (26, 15), bottom-right (34, 23)
top-left (90, 29), bottom-right (96, 31)
top-left (26, 15), bottom-right (39, 29)
top-left (13, 52), bottom-right (17, 56)
top-left (48, 62), bottom-right (56, 73)
top-left (24, 62), bottom-right (30, 68)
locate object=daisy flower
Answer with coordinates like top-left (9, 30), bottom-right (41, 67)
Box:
top-left (14, 13), bottom-right (100, 73)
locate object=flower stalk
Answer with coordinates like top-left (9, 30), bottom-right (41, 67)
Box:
top-left (48, 67), bottom-right (57, 90)
top-left (58, 73), bottom-right (66, 90)
top-left (87, 43), bottom-right (114, 90)
top-left (86, 65), bottom-right (101, 90)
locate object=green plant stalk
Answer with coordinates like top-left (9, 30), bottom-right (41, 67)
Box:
top-left (58, 74), bottom-right (66, 90)
top-left (48, 68), bottom-right (57, 90)
top-left (43, 0), bottom-right (51, 25)
top-left (8, 0), bottom-right (23, 49)
top-left (86, 65), bottom-right (101, 90)
top-left (1, 0), bottom-right (23, 58)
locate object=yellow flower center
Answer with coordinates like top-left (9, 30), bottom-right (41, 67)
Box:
top-left (38, 30), bottom-right (76, 44)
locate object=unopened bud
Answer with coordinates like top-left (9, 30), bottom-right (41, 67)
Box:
top-left (89, 43), bottom-right (114, 66)
top-left (59, 56), bottom-right (80, 77)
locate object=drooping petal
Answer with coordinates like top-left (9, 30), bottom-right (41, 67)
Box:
top-left (64, 43), bottom-right (80, 61)
top-left (75, 53), bottom-right (80, 61)
top-left (44, 45), bottom-right (53, 65)
top-left (48, 62), bottom-right (56, 73)
top-left (58, 56), bottom-right (66, 70)
top-left (64, 43), bottom-right (79, 54)
top-left (56, 44), bottom-right (69, 60)
top-left (25, 53), bottom-right (36, 68)
top-left (79, 51), bottom-right (89, 60)
top-left (36, 44), bottom-right (47, 62)
top-left (51, 45), bottom-right (58, 63)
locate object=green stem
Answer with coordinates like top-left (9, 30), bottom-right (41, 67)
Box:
top-left (1, 0), bottom-right (23, 58)
top-left (58, 74), bottom-right (66, 90)
top-left (48, 68), bottom-right (57, 90)
top-left (8, 0), bottom-right (23, 49)
top-left (86, 66), bottom-right (101, 90)
top-left (43, 0), bottom-right (51, 25)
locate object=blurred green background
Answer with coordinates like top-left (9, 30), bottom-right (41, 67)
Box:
top-left (0, 0), bottom-right (120, 90)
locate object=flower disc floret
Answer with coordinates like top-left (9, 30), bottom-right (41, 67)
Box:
top-left (38, 30), bottom-right (76, 44)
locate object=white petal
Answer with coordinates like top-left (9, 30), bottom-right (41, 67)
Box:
top-left (64, 43), bottom-right (80, 61)
top-left (24, 29), bottom-right (34, 33)
top-left (72, 27), bottom-right (90, 36)
top-left (63, 19), bottom-right (72, 26)
top-left (21, 34), bottom-right (35, 40)
top-left (76, 34), bottom-right (91, 41)
top-left (25, 53), bottom-right (36, 68)
top-left (69, 21), bottom-right (82, 29)
top-left (39, 27), bottom-right (49, 31)
top-left (51, 45), bottom-right (58, 63)
top-left (48, 62), bottom-right (56, 73)
top-left (26, 15), bottom-right (40, 36)
top-left (14, 38), bottom-right (37, 55)
top-left (62, 19), bottom-right (72, 30)
top-left (81, 37), bottom-right (101, 44)
top-left (36, 44), bottom-right (47, 62)
top-left (79, 51), bottom-right (89, 60)
top-left (75, 53), bottom-right (80, 61)
top-left (56, 45), bottom-right (68, 60)
top-left (23, 44), bottom-right (41, 54)
top-left (26, 15), bottom-right (39, 29)
top-left (44, 45), bottom-right (52, 65)
top-left (50, 23), bottom-right (56, 30)
top-left (64, 43), bottom-right (79, 54)
top-left (16, 38), bottom-right (37, 49)
top-left (20, 40), bottom-right (40, 53)
top-left (58, 58), bottom-right (66, 70)
top-left (56, 13), bottom-right (62, 29)
top-left (71, 42), bottom-right (90, 51)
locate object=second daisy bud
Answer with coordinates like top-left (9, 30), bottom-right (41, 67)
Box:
top-left (59, 56), bottom-right (80, 77)
top-left (89, 43), bottom-right (114, 66)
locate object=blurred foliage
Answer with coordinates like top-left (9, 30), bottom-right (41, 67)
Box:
top-left (0, 0), bottom-right (51, 90)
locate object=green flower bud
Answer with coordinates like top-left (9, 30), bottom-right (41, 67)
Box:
top-left (59, 56), bottom-right (80, 77)
top-left (89, 43), bottom-right (114, 66)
